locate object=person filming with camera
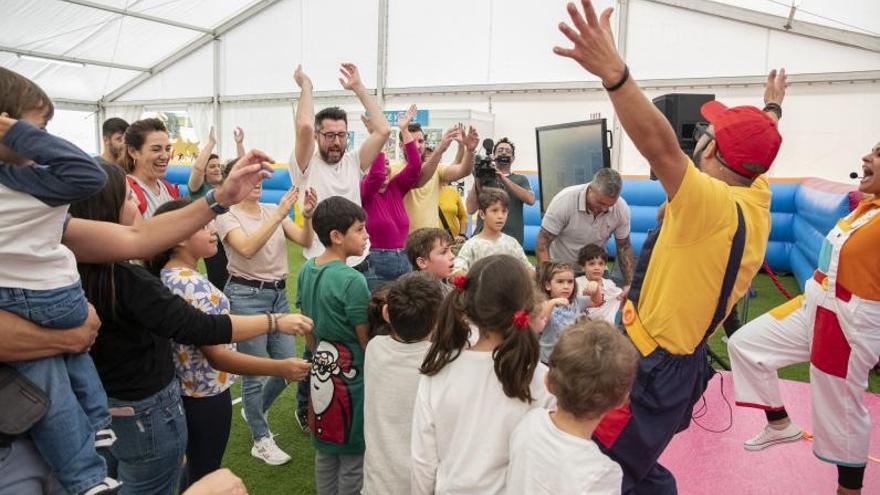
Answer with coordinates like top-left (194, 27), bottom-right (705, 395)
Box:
top-left (466, 138), bottom-right (536, 246)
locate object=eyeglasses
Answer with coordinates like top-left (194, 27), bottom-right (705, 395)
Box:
top-left (691, 122), bottom-right (731, 168)
top-left (317, 131), bottom-right (348, 142)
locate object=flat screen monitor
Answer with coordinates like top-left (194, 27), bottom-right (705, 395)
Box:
top-left (535, 119), bottom-right (610, 213)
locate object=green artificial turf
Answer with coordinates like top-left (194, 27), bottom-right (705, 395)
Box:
top-left (207, 244), bottom-right (878, 494)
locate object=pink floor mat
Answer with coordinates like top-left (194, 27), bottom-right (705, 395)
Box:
top-left (660, 371), bottom-right (880, 494)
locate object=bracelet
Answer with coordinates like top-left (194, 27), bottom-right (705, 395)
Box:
top-left (264, 311), bottom-right (276, 333)
top-left (763, 102), bottom-right (782, 119)
top-left (602, 65), bottom-right (630, 92)
top-left (205, 189), bottom-right (229, 215)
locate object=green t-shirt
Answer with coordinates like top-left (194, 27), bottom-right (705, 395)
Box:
top-left (188, 182), bottom-right (213, 200)
top-left (296, 258), bottom-right (370, 454)
top-left (475, 173), bottom-right (532, 246)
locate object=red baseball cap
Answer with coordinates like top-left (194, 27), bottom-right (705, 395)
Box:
top-left (700, 101), bottom-right (782, 178)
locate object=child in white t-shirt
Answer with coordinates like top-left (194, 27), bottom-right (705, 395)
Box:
top-left (506, 320), bottom-right (639, 495)
top-left (575, 243), bottom-right (622, 323)
top-left (453, 188), bottom-right (533, 276)
top-left (362, 271), bottom-right (444, 495)
top-left (411, 254), bottom-right (555, 495)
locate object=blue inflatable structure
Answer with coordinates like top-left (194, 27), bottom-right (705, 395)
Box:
top-left (167, 165), bottom-right (860, 291)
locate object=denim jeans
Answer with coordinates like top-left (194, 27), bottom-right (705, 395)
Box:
top-left (0, 282), bottom-right (110, 494)
top-left (225, 281), bottom-right (295, 441)
top-left (364, 249), bottom-right (411, 292)
top-left (104, 380), bottom-right (187, 495)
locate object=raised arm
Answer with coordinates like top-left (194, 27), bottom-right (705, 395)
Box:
top-left (554, 1), bottom-right (686, 198)
top-left (64, 150), bottom-right (274, 263)
top-left (223, 188), bottom-right (297, 259)
top-left (440, 125), bottom-right (478, 183)
top-left (188, 126), bottom-right (216, 193)
top-left (0, 306), bottom-right (99, 362)
top-left (337, 63), bottom-right (391, 170)
top-left (233, 127), bottom-right (246, 159)
top-left (415, 124), bottom-right (460, 188)
top-left (293, 65), bottom-right (316, 173)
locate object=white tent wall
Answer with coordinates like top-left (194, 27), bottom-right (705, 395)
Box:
top-left (48, 109), bottom-right (98, 156)
top-left (11, 0), bottom-right (879, 182)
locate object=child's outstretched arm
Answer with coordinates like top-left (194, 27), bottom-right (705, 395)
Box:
top-left (0, 118), bottom-right (106, 206)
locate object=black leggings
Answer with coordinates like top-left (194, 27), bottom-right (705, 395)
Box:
top-left (181, 389), bottom-right (232, 487)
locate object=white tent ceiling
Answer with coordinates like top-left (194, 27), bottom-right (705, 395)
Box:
top-left (2, 0), bottom-right (879, 105)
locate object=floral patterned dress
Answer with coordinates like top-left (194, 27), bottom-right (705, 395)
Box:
top-left (161, 267), bottom-right (235, 398)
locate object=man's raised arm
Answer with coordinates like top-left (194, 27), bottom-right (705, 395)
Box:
top-left (293, 65), bottom-right (316, 173)
top-left (554, 1), bottom-right (687, 199)
top-left (337, 63), bottom-right (391, 170)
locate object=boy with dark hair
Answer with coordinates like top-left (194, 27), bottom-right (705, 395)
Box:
top-left (506, 320), bottom-right (639, 494)
top-left (575, 243), bottom-right (622, 323)
top-left (296, 196), bottom-right (371, 494)
top-left (453, 188), bottom-right (532, 275)
top-left (404, 228), bottom-right (455, 293)
top-left (362, 271), bottom-right (444, 494)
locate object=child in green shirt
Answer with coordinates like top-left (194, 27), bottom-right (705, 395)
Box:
top-left (296, 196), bottom-right (371, 494)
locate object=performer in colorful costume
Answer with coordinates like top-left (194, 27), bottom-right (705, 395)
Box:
top-left (729, 142), bottom-right (880, 495)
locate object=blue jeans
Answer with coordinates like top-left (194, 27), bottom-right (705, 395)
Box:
top-left (225, 281), bottom-right (295, 441)
top-left (0, 283), bottom-right (110, 494)
top-left (104, 380), bottom-right (187, 495)
top-left (364, 248), bottom-right (411, 292)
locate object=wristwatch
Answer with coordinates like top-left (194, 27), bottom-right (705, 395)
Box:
top-left (205, 189), bottom-right (229, 215)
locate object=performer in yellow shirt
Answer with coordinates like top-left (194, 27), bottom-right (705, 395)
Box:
top-left (553, 3), bottom-right (785, 493)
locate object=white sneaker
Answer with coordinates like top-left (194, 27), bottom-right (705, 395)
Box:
top-left (251, 436), bottom-right (291, 465)
top-left (81, 477), bottom-right (122, 495)
top-left (95, 428), bottom-right (117, 449)
top-left (744, 422), bottom-right (803, 451)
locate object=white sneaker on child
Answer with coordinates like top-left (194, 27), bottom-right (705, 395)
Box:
top-left (94, 428), bottom-right (117, 449)
top-left (251, 436), bottom-right (291, 466)
top-left (744, 422), bottom-right (803, 451)
top-left (81, 477), bottom-right (122, 495)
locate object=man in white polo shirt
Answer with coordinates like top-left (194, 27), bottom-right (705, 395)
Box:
top-left (290, 63), bottom-right (391, 268)
top-left (536, 167), bottom-right (634, 300)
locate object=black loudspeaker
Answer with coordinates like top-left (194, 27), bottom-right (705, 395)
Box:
top-left (652, 93), bottom-right (715, 157)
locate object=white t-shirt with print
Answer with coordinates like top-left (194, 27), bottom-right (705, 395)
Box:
top-left (289, 148), bottom-right (370, 266)
top-left (453, 233), bottom-right (532, 274)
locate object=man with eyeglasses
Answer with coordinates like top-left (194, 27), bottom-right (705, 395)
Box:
top-left (553, 1), bottom-right (786, 493)
top-left (290, 63), bottom-right (390, 267)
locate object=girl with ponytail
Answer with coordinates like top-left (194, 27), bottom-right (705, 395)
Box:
top-left (411, 254), bottom-right (555, 495)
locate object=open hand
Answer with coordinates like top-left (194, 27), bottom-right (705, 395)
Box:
top-left (764, 68), bottom-right (787, 106)
top-left (207, 126), bottom-right (216, 144)
top-left (233, 127), bottom-right (244, 144)
top-left (553, 1), bottom-right (626, 86)
top-left (397, 104), bottom-right (417, 131)
top-left (277, 187), bottom-right (298, 219)
top-left (463, 125), bottom-right (479, 152)
top-left (182, 468), bottom-right (247, 495)
top-left (338, 63), bottom-right (363, 91)
top-left (301, 187), bottom-right (318, 218)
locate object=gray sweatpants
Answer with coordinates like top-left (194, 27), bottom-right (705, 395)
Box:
top-left (0, 437), bottom-right (66, 495)
top-left (315, 451), bottom-right (364, 495)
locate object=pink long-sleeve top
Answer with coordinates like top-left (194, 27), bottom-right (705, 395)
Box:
top-left (360, 140), bottom-right (422, 249)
